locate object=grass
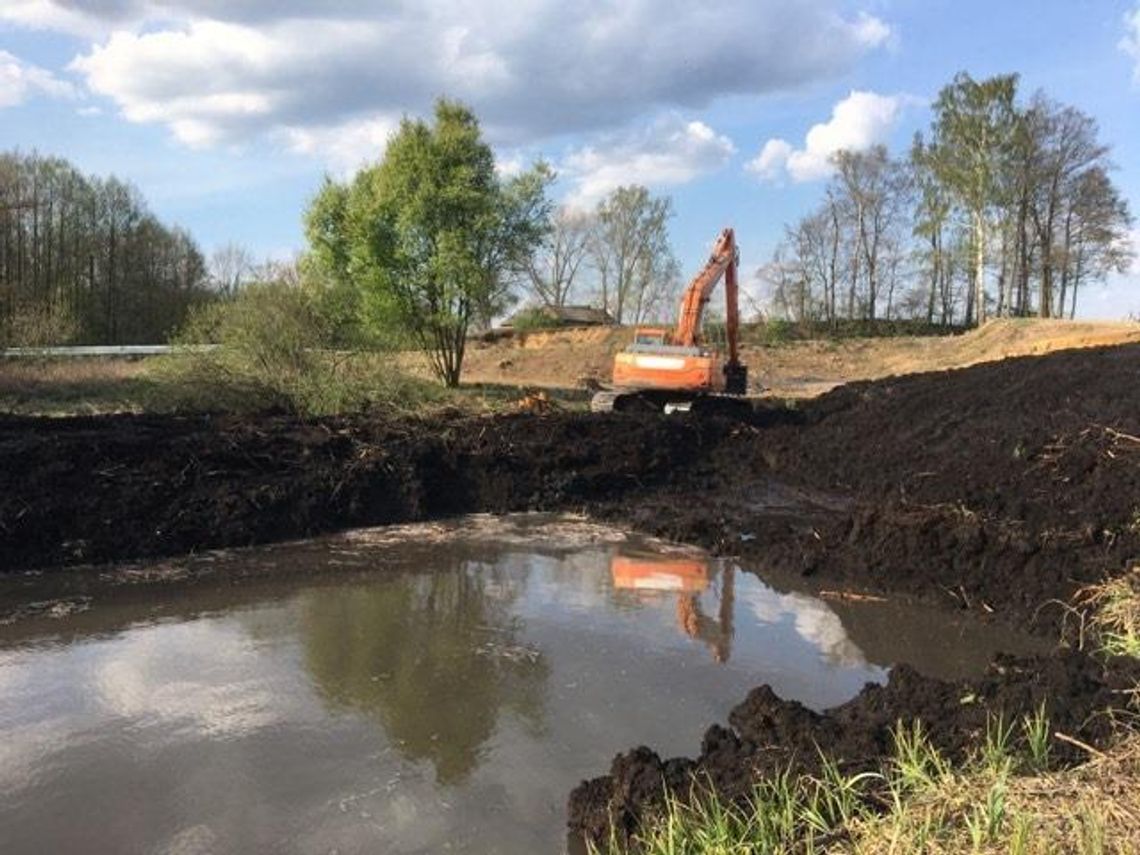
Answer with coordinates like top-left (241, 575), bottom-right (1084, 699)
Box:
top-left (593, 712), bottom-right (1140, 855)
top-left (0, 355), bottom-right (589, 417)
top-left (0, 357), bottom-right (160, 415)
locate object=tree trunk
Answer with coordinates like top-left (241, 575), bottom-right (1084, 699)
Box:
top-left (973, 210), bottom-right (986, 326)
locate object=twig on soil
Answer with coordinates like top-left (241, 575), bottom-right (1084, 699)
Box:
top-left (819, 590), bottom-right (888, 603)
top-left (1097, 425), bottom-right (1140, 445)
top-left (1054, 731), bottom-right (1109, 759)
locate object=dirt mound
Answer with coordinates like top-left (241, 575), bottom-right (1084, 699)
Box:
top-left (568, 650), bottom-right (1140, 843)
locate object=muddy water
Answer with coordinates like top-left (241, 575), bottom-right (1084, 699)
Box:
top-left (0, 516), bottom-right (1045, 854)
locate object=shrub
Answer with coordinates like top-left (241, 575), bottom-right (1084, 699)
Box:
top-left (152, 282), bottom-right (439, 416)
top-left (509, 306), bottom-right (566, 332)
top-left (3, 301), bottom-right (79, 348)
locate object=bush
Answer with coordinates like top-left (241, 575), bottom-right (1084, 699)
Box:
top-left (509, 306), bottom-right (565, 332)
top-left (2, 301), bottom-right (79, 348)
top-left (152, 282), bottom-right (439, 416)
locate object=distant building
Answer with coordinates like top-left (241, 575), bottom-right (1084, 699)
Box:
top-left (501, 305), bottom-right (616, 329)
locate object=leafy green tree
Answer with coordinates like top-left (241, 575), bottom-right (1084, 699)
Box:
top-left (925, 72), bottom-right (1019, 325)
top-left (306, 100), bottom-right (552, 386)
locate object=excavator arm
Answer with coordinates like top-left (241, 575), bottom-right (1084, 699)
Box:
top-left (672, 227), bottom-right (745, 392)
top-left (673, 227), bottom-right (738, 350)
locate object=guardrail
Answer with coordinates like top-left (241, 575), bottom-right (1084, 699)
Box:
top-left (1, 345), bottom-right (217, 358)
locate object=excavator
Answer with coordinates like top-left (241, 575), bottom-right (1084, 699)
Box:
top-left (591, 227), bottom-right (749, 415)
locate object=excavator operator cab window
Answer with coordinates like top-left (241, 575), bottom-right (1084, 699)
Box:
top-left (633, 329), bottom-right (667, 347)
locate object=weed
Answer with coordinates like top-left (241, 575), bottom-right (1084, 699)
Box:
top-left (891, 719), bottom-right (950, 791)
top-left (982, 712), bottom-right (1015, 774)
top-left (1021, 703), bottom-right (1051, 772)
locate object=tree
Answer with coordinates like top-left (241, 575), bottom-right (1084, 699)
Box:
top-left (307, 99), bottom-right (552, 387)
top-left (1061, 166), bottom-right (1133, 317)
top-left (523, 206), bottom-right (592, 308)
top-left (925, 72), bottom-right (1020, 326)
top-left (208, 242), bottom-right (254, 297)
top-left (911, 136), bottom-right (954, 324)
top-left (590, 185), bottom-right (679, 324)
top-left (832, 146), bottom-right (911, 320)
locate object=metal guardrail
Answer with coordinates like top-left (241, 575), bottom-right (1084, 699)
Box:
top-left (1, 345), bottom-right (217, 358)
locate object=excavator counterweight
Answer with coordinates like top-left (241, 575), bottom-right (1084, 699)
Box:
top-left (591, 227), bottom-right (750, 414)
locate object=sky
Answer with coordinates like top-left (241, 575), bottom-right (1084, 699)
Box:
top-left (1, 0), bottom-right (1138, 318)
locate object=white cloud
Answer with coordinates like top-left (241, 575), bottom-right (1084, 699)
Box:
top-left (562, 115), bottom-right (736, 209)
top-left (0, 49), bottom-right (75, 108)
top-left (747, 90), bottom-right (913, 183)
top-left (0, 0), bottom-right (114, 36)
top-left (283, 115), bottom-right (400, 175)
top-left (26, 0), bottom-right (891, 165)
top-left (1122, 4), bottom-right (1140, 85)
top-left (852, 10), bottom-right (894, 49)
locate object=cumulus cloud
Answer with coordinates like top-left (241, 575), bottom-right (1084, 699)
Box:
top-left (0, 49), bottom-right (75, 108)
top-left (562, 115), bottom-right (736, 209)
top-left (283, 114), bottom-right (400, 174)
top-left (747, 90), bottom-right (913, 183)
top-left (10, 0), bottom-right (893, 158)
top-left (1122, 3), bottom-right (1140, 85)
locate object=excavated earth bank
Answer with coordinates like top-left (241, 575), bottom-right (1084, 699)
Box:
top-left (3, 344), bottom-right (1139, 841)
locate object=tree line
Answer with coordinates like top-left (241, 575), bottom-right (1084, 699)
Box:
top-left (764, 72), bottom-right (1133, 326)
top-left (0, 151), bottom-right (211, 345)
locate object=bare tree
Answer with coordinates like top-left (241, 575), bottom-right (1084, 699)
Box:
top-left (833, 146), bottom-right (911, 320)
top-left (209, 242), bottom-right (255, 298)
top-left (523, 206), bottom-right (592, 307)
top-left (589, 186), bottom-right (677, 325)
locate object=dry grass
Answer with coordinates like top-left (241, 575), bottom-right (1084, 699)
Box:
top-left (0, 358), bottom-right (155, 415)
top-left (847, 731), bottom-right (1140, 854)
top-left (1077, 568), bottom-right (1140, 659)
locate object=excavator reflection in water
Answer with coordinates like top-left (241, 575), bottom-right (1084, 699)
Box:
top-left (610, 551), bottom-right (734, 663)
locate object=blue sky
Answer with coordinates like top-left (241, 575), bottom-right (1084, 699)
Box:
top-left (2, 0), bottom-right (1138, 317)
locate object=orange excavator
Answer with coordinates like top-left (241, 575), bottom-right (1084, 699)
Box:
top-left (591, 227), bottom-right (749, 414)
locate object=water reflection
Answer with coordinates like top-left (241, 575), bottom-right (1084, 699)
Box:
top-left (301, 558), bottom-right (549, 784)
top-left (611, 551), bottom-right (734, 663)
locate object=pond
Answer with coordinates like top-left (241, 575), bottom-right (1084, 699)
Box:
top-left (0, 515), bottom-right (1045, 854)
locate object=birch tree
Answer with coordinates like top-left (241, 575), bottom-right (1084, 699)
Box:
top-left (925, 72), bottom-right (1019, 326)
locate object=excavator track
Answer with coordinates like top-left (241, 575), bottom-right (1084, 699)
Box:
top-left (591, 389), bottom-right (754, 419)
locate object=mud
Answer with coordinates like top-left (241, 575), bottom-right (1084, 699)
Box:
top-left (3, 344), bottom-right (1140, 843)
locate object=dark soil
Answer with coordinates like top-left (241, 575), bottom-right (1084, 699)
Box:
top-left (569, 650), bottom-right (1140, 843)
top-left (3, 344), bottom-right (1140, 843)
